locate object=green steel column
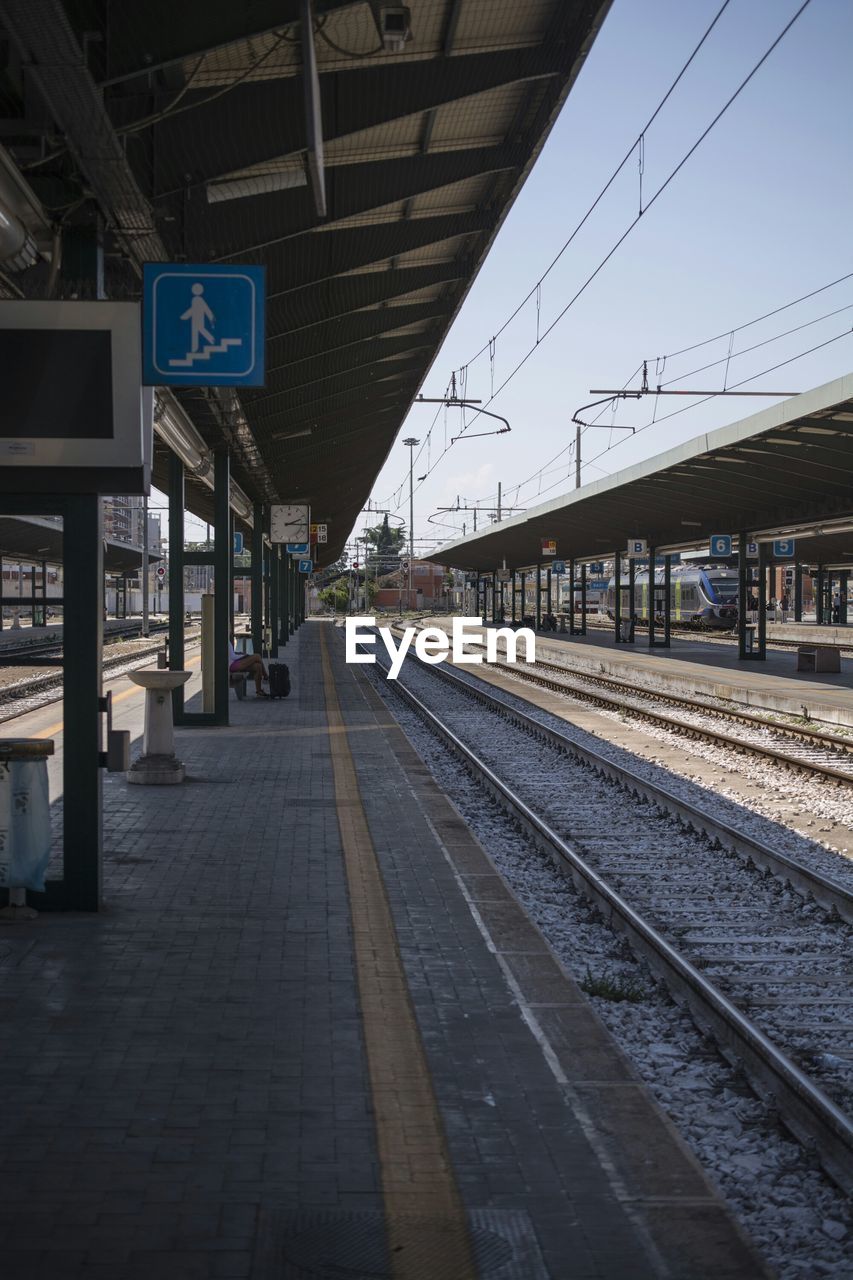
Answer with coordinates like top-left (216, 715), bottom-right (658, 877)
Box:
top-left (663, 555), bottom-right (672, 647)
top-left (794, 562), bottom-right (803, 622)
top-left (757, 541), bottom-right (768, 658)
top-left (62, 494), bottom-right (104, 910)
top-left (251, 503), bottom-right (264, 655)
top-left (614, 552), bottom-right (622, 642)
top-left (270, 545), bottom-right (280, 657)
top-left (840, 571), bottom-right (848, 625)
top-left (283, 557), bottom-right (290, 636)
top-left (169, 451), bottom-right (186, 719)
top-left (535, 563), bottom-right (541, 630)
top-left (737, 532), bottom-right (749, 659)
top-left (580, 563), bottom-right (587, 636)
top-left (213, 451), bottom-right (231, 724)
top-left (648, 546), bottom-right (657, 647)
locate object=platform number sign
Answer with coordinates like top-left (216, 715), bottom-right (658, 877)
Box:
top-left (551, 560), bottom-right (566, 575)
top-left (772, 539), bottom-right (796, 558)
top-left (142, 263), bottom-right (265, 387)
top-left (709, 534), bottom-right (732, 557)
top-left (298, 559), bottom-right (313, 574)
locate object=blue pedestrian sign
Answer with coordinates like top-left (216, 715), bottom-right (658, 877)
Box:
top-left (286, 543), bottom-right (309, 555)
top-left (709, 534), bottom-right (732, 557)
top-left (298, 559), bottom-right (313, 574)
top-left (142, 263), bottom-right (265, 387)
top-left (551, 560), bottom-right (566, 575)
top-left (773, 538), bottom-right (796, 558)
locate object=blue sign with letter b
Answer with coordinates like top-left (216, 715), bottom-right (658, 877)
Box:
top-left (143, 263), bottom-right (265, 387)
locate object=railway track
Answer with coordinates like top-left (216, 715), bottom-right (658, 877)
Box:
top-left (0, 624), bottom-right (196, 723)
top-left (358, 635), bottom-right (853, 1194)
top-left (0, 620), bottom-right (169, 666)
top-left (423, 628), bottom-right (853, 785)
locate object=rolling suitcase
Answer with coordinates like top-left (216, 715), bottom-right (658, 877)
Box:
top-left (268, 662), bottom-right (291, 698)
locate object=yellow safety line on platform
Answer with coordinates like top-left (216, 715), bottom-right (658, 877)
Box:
top-left (318, 626), bottom-right (476, 1280)
top-left (34, 654), bottom-right (202, 740)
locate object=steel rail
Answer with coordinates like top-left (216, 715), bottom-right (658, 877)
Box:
top-left (360, 643), bottom-right (853, 1193)
top-left (500, 660), bottom-right (853, 783)
top-left (447, 633), bottom-right (853, 784)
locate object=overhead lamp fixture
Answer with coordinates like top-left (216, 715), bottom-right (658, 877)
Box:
top-left (375, 4), bottom-right (412, 52)
top-left (680, 520), bottom-right (702, 527)
top-left (206, 168), bottom-right (307, 205)
top-left (273, 427), bottom-right (313, 441)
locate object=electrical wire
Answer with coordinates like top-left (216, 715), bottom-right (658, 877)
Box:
top-left (455, 0), bottom-right (814, 445)
top-left (374, 0), bottom-right (814, 514)
top-left (649, 269), bottom-right (853, 362)
top-left (458, 0), bottom-right (734, 370)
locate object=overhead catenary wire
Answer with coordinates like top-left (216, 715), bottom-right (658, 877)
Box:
top-left (374, 0), bottom-right (815, 516)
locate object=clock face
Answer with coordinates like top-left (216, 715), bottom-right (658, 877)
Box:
top-left (270, 503), bottom-right (309, 543)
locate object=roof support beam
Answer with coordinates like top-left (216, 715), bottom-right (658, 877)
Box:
top-left (266, 299), bottom-right (447, 362)
top-left (137, 50), bottom-right (560, 197)
top-left (301, 0), bottom-right (327, 219)
top-left (248, 355), bottom-right (425, 417)
top-left (193, 148), bottom-right (514, 260)
top-left (264, 211), bottom-right (488, 296)
top-left (101, 1), bottom-right (361, 85)
top-left (267, 261), bottom-right (465, 335)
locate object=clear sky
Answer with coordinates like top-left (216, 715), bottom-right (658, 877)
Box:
top-left (356, 0), bottom-right (853, 555)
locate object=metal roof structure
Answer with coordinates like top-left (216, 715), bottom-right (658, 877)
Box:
top-left (0, 0), bottom-right (612, 562)
top-left (431, 372), bottom-right (853, 571)
top-left (0, 516), bottom-right (158, 573)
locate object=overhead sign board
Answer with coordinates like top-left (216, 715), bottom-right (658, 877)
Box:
top-left (773, 538), bottom-right (796, 558)
top-left (497, 568), bottom-right (511, 582)
top-left (286, 542), bottom-right (309, 555)
top-left (142, 263), bottom-right (265, 387)
top-left (0, 300), bottom-right (147, 491)
top-left (627, 539), bottom-right (648, 557)
top-left (310, 523), bottom-right (328, 544)
top-left (709, 534), bottom-right (732, 557)
top-left (271, 504), bottom-right (310, 544)
top-left (746, 539), bottom-right (759, 557)
top-left (541, 539), bottom-right (556, 557)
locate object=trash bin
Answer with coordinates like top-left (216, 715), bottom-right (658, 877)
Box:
top-left (619, 618), bottom-right (635, 643)
top-left (0, 738), bottom-right (55, 907)
top-left (743, 624), bottom-right (757, 654)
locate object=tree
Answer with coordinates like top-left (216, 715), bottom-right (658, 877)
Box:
top-left (363, 514), bottom-right (405, 576)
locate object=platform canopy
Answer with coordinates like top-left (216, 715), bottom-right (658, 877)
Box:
top-left (431, 372), bottom-right (853, 572)
top-left (0, 517), bottom-right (158, 574)
top-left (0, 0), bottom-right (612, 562)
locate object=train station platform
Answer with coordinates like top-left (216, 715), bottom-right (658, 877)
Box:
top-left (475, 622), bottom-right (853, 729)
top-left (0, 621), bottom-right (766, 1279)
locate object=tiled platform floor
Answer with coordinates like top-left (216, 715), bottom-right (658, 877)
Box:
top-left (0, 622), bottom-right (767, 1278)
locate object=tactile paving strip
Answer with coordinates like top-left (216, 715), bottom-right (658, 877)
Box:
top-left (253, 1208), bottom-right (548, 1279)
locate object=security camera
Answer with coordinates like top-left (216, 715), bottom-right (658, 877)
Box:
top-left (377, 5), bottom-right (412, 53)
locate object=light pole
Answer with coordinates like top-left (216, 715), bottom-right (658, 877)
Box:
top-left (403, 436), bottom-right (419, 610)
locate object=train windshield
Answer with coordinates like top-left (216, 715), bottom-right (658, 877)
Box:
top-left (708, 575), bottom-right (738, 602)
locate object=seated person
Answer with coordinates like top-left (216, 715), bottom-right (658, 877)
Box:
top-left (228, 640), bottom-right (269, 697)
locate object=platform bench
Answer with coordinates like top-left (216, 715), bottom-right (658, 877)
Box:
top-left (797, 644), bottom-right (841, 673)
